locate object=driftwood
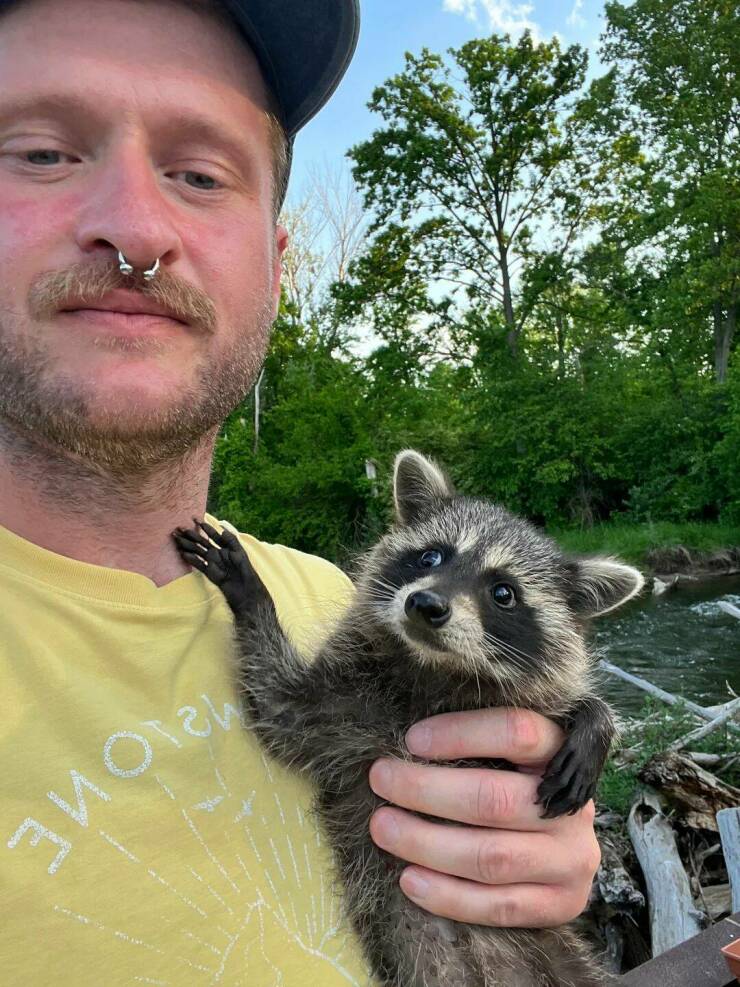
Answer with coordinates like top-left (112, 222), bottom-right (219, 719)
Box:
top-left (599, 660), bottom-right (740, 736)
top-left (638, 752), bottom-right (740, 831)
top-left (717, 809), bottom-right (740, 912)
top-left (627, 790), bottom-right (703, 955)
top-left (598, 838), bottom-right (645, 914)
top-left (689, 751), bottom-right (736, 768)
top-left (718, 600), bottom-right (740, 620)
top-left (584, 824), bottom-right (649, 975)
top-left (670, 696), bottom-right (740, 751)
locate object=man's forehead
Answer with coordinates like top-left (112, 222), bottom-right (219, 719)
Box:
top-left (0, 0), bottom-right (269, 105)
top-left (0, 0), bottom-right (273, 146)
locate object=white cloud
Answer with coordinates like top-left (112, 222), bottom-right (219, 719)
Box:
top-left (443, 0), bottom-right (478, 19)
top-left (443, 0), bottom-right (542, 39)
top-left (566, 0), bottom-right (586, 28)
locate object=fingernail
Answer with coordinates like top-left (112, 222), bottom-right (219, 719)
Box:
top-left (401, 869), bottom-right (429, 900)
top-left (372, 811), bottom-right (400, 849)
top-left (406, 724), bottom-right (432, 754)
top-left (370, 760), bottom-right (393, 796)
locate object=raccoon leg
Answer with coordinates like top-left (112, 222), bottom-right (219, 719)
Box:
top-left (536, 696), bottom-right (615, 818)
top-left (172, 520), bottom-right (330, 771)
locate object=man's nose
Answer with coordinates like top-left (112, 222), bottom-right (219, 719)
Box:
top-left (73, 144), bottom-right (183, 273)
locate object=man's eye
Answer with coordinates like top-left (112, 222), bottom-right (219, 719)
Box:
top-left (24, 150), bottom-right (68, 165)
top-left (492, 583), bottom-right (517, 608)
top-left (178, 171), bottom-right (220, 190)
top-left (419, 550), bottom-right (444, 568)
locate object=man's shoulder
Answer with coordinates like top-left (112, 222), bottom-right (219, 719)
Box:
top-left (206, 516), bottom-right (354, 655)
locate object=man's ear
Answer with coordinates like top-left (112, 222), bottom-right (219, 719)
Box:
top-left (393, 450), bottom-right (454, 526)
top-left (566, 557), bottom-right (645, 618)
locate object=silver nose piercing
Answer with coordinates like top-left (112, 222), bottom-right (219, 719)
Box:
top-left (118, 251), bottom-right (160, 280)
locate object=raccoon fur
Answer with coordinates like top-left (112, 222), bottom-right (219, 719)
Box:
top-left (173, 450), bottom-right (643, 987)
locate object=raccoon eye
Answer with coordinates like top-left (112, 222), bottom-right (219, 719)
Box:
top-left (419, 550), bottom-right (444, 568)
top-left (492, 583), bottom-right (516, 608)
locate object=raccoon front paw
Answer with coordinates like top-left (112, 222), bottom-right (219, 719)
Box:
top-left (536, 735), bottom-right (601, 819)
top-left (172, 519), bottom-right (263, 618)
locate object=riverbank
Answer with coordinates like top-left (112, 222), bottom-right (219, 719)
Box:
top-left (550, 520), bottom-right (740, 574)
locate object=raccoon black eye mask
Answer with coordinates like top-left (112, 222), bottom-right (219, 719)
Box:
top-left (173, 450), bottom-right (643, 987)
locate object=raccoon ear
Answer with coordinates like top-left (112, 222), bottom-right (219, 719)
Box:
top-left (393, 450), bottom-right (454, 525)
top-left (566, 557), bottom-right (645, 618)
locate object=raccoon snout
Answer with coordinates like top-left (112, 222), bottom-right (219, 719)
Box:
top-left (404, 590), bottom-right (451, 628)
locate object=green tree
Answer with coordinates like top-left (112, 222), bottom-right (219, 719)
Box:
top-left (349, 32), bottom-right (591, 357)
top-left (597, 0), bottom-right (739, 381)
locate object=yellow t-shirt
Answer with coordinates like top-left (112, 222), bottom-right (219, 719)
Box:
top-left (0, 518), bottom-right (371, 986)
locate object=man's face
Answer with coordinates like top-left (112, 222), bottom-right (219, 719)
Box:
top-left (0, 0), bottom-right (287, 471)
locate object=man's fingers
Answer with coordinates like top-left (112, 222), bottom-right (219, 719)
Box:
top-left (405, 708), bottom-right (565, 767)
top-left (396, 868), bottom-right (587, 929)
top-left (369, 760), bottom-right (555, 831)
top-left (370, 807), bottom-right (578, 886)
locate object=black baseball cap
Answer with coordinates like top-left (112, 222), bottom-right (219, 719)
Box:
top-left (223, 0), bottom-right (361, 137)
top-left (0, 0), bottom-right (361, 138)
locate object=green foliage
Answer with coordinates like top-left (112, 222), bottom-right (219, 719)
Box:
top-left (597, 699), bottom-right (740, 815)
top-left (208, 4), bottom-right (738, 566)
top-left (552, 520), bottom-right (740, 566)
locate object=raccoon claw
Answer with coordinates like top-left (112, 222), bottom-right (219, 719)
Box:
top-left (172, 520), bottom-right (261, 617)
top-left (536, 737), bottom-right (600, 818)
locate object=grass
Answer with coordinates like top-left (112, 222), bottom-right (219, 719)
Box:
top-left (548, 520), bottom-right (740, 567)
top-left (597, 697), bottom-right (740, 816)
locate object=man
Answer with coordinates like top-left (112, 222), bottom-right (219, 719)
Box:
top-left (0, 0), bottom-right (601, 983)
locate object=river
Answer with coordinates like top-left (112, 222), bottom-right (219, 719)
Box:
top-left (594, 574), bottom-right (740, 715)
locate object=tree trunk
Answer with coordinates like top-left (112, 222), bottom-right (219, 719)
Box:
top-left (556, 309), bottom-right (565, 379)
top-left (253, 369), bottom-right (265, 455)
top-left (713, 298), bottom-right (737, 385)
top-left (498, 247), bottom-right (517, 358)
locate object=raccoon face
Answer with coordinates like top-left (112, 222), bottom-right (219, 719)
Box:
top-left (358, 451), bottom-right (644, 703)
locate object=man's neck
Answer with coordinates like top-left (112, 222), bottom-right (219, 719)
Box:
top-left (0, 426), bottom-right (217, 587)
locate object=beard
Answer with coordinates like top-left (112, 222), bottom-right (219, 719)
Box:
top-left (0, 259), bottom-right (273, 477)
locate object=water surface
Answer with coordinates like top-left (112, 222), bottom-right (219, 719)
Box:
top-left (593, 575), bottom-right (740, 715)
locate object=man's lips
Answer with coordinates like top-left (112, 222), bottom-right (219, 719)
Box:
top-left (60, 289), bottom-right (189, 326)
top-left (60, 310), bottom-right (187, 333)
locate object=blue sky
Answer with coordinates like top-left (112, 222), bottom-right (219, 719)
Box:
top-left (289, 0), bottom-right (611, 195)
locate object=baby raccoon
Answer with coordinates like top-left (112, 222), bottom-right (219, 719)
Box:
top-left (173, 451), bottom-right (643, 987)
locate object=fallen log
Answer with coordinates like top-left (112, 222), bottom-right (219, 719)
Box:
top-left (717, 808), bottom-right (740, 913)
top-left (598, 660), bottom-right (740, 736)
top-left (627, 790), bottom-right (703, 955)
top-left (638, 752), bottom-right (740, 831)
top-left (669, 697), bottom-right (740, 752)
top-left (598, 838), bottom-right (645, 915)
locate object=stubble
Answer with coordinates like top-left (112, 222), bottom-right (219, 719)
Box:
top-left (0, 258), bottom-right (273, 485)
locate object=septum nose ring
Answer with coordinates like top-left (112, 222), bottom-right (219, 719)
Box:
top-left (118, 250), bottom-right (160, 281)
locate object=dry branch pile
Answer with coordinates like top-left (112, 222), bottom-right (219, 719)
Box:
top-left (583, 668), bottom-right (740, 980)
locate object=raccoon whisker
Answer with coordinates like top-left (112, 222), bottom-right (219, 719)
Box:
top-left (481, 633), bottom-right (531, 673)
top-left (482, 632), bottom-right (547, 674)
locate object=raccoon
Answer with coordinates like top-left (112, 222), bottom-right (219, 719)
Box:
top-left (173, 450), bottom-right (643, 987)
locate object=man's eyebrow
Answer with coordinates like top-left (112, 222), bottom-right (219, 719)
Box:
top-left (0, 93), bottom-right (97, 127)
top-left (0, 93), bottom-right (257, 168)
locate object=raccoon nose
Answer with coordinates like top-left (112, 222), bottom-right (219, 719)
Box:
top-left (405, 590), bottom-right (451, 628)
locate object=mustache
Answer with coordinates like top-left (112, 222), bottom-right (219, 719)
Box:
top-left (27, 258), bottom-right (218, 335)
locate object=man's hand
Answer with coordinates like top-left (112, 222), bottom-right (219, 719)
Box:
top-left (368, 708), bottom-right (601, 928)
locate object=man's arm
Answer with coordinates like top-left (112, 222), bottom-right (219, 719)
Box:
top-left (368, 708), bottom-right (601, 928)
